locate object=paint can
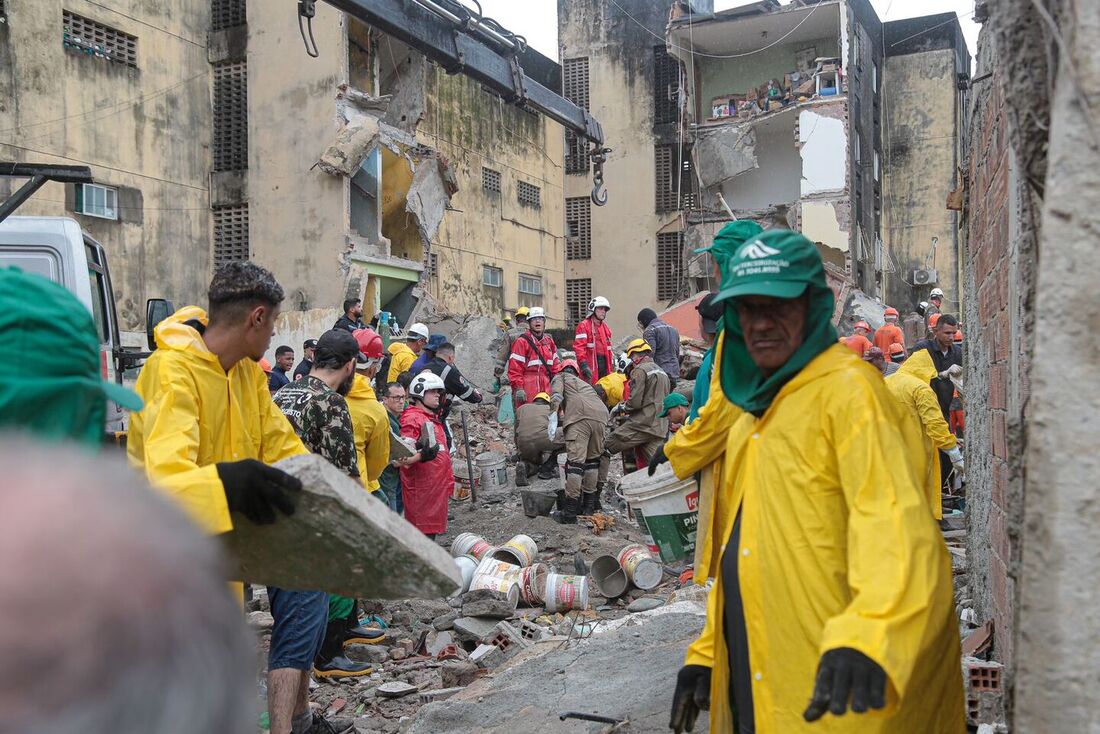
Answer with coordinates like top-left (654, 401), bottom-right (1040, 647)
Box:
top-left (451, 533), bottom-right (492, 561)
top-left (617, 544), bottom-right (664, 591)
top-left (454, 555), bottom-right (479, 593)
top-left (491, 534), bottom-right (538, 568)
top-left (543, 573), bottom-right (590, 613)
top-left (590, 555), bottom-right (628, 598)
top-left (517, 563), bottom-right (550, 605)
top-left (474, 556), bottom-right (522, 581)
top-left (468, 573), bottom-right (520, 608)
top-left (476, 452), bottom-right (509, 492)
top-left (452, 456), bottom-right (479, 501)
top-left (616, 465), bottom-right (699, 563)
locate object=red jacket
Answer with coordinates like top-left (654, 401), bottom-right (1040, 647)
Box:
top-left (399, 405), bottom-right (453, 535)
top-left (573, 315), bottom-right (613, 384)
top-left (507, 331), bottom-right (559, 405)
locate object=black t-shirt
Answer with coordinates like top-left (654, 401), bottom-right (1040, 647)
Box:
top-left (333, 315), bottom-right (366, 333)
top-left (912, 339), bottom-right (962, 419)
top-left (722, 512), bottom-right (755, 733)
top-left (292, 358), bottom-right (313, 380)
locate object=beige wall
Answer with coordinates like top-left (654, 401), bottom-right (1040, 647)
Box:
top-left (882, 48), bottom-right (961, 313)
top-left (0, 0), bottom-right (212, 336)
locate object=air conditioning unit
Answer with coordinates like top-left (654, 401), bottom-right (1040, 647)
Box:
top-left (912, 268), bottom-right (938, 285)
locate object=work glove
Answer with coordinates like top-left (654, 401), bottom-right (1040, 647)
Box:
top-left (416, 434), bottom-right (440, 463)
top-left (669, 664), bottom-right (711, 733)
top-left (938, 364), bottom-right (963, 380)
top-left (803, 648), bottom-right (887, 722)
top-left (217, 459), bottom-right (302, 525)
top-left (580, 363), bottom-right (593, 382)
top-left (946, 446), bottom-right (965, 480)
top-left (647, 443), bottom-right (669, 476)
top-left (514, 389), bottom-right (527, 404)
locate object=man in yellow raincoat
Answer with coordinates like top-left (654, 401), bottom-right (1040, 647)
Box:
top-left (667, 230), bottom-right (963, 734)
top-left (128, 263), bottom-right (356, 734)
top-left (885, 349), bottom-right (965, 520)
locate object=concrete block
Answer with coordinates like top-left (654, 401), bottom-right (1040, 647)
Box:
top-left (426, 631), bottom-right (454, 657)
top-left (483, 620), bottom-right (528, 653)
top-left (692, 124), bottom-right (758, 188)
top-left (419, 687), bottom-right (466, 703)
top-left (440, 661), bottom-right (479, 688)
top-left (432, 611), bottom-right (458, 630)
top-left (222, 455), bottom-right (461, 599)
top-left (461, 591), bottom-right (516, 620)
top-left (469, 643), bottom-right (504, 669)
top-left (518, 619), bottom-right (551, 642)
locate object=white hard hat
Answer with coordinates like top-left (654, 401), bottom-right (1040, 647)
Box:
top-left (588, 296), bottom-right (611, 312)
top-left (929, 288), bottom-right (945, 298)
top-left (409, 370), bottom-right (445, 399)
top-left (406, 322), bottom-right (430, 340)
top-left (616, 352), bottom-right (630, 372)
top-left (527, 307), bottom-right (546, 320)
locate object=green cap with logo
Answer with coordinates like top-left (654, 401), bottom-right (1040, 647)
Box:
top-left (713, 228), bottom-right (828, 303)
top-left (658, 392), bottom-right (690, 418)
top-left (0, 268), bottom-right (143, 447)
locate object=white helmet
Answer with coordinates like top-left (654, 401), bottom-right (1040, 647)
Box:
top-left (616, 352), bottom-right (630, 372)
top-left (588, 296), bottom-right (611, 313)
top-left (406, 322), bottom-right (430, 340)
top-left (527, 307), bottom-right (546, 320)
top-left (929, 288), bottom-right (945, 299)
top-left (409, 370), bottom-right (445, 400)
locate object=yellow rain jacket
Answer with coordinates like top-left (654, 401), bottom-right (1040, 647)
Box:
top-left (663, 334), bottom-right (739, 578)
top-left (684, 345), bottom-right (964, 733)
top-left (885, 349), bottom-right (958, 520)
top-left (346, 374), bottom-right (390, 494)
top-left (386, 341), bottom-right (416, 382)
top-left (595, 372), bottom-right (628, 408)
top-left (128, 307), bottom-right (307, 535)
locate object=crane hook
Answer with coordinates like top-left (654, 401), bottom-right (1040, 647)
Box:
top-left (590, 145), bottom-right (612, 206)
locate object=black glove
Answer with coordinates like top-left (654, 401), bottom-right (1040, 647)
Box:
top-left (669, 664), bottom-right (711, 733)
top-left (580, 363), bottom-right (593, 381)
top-left (647, 443), bottom-right (669, 476)
top-left (803, 647), bottom-right (887, 722)
top-left (216, 459), bottom-right (302, 525)
top-left (416, 434), bottom-right (440, 462)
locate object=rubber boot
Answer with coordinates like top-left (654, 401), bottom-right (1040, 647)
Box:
top-left (554, 489), bottom-right (566, 512)
top-left (551, 493), bottom-right (580, 525)
top-left (314, 619), bottom-right (374, 679)
top-left (515, 461), bottom-right (529, 487)
top-left (537, 455), bottom-right (558, 480)
top-left (579, 492), bottom-right (598, 516)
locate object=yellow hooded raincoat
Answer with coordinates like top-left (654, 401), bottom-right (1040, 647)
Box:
top-left (885, 349), bottom-right (958, 520)
top-left (346, 374), bottom-right (391, 493)
top-left (128, 307), bottom-right (307, 535)
top-left (386, 341), bottom-right (416, 382)
top-left (684, 345), bottom-right (964, 733)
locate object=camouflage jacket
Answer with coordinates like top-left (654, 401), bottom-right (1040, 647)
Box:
top-left (274, 375), bottom-right (359, 478)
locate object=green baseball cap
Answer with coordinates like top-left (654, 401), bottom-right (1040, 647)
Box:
top-left (659, 392), bottom-right (690, 417)
top-left (0, 268), bottom-right (143, 445)
top-left (713, 229), bottom-right (826, 303)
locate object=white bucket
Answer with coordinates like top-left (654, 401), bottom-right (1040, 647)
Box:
top-left (468, 573), bottom-right (520, 607)
top-left (517, 563), bottom-right (550, 605)
top-left (452, 457), bottom-right (479, 501)
top-left (454, 555), bottom-right (479, 593)
top-left (617, 465), bottom-right (699, 563)
top-left (617, 544), bottom-right (663, 590)
top-left (544, 573), bottom-right (589, 613)
top-left (491, 534), bottom-right (538, 568)
top-left (451, 532), bottom-right (493, 561)
top-left (477, 452), bottom-right (509, 492)
top-left (474, 556), bottom-right (522, 581)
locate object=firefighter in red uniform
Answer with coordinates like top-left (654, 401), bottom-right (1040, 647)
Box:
top-left (507, 306), bottom-right (559, 407)
top-left (573, 296), bottom-right (614, 384)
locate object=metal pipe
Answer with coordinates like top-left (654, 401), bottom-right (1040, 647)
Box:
top-left (411, 0), bottom-right (517, 51)
top-left (460, 409), bottom-right (477, 504)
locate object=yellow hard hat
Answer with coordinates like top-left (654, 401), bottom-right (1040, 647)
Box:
top-left (534, 392), bottom-right (550, 403)
top-left (515, 307), bottom-right (530, 319)
top-left (625, 338), bottom-right (651, 356)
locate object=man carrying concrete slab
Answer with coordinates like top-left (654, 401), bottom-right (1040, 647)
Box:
top-left (128, 262), bottom-right (353, 734)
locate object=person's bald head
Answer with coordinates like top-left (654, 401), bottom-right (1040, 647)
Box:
top-left (0, 438), bottom-right (255, 734)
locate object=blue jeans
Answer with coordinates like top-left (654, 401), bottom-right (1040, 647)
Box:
top-left (267, 587), bottom-right (327, 671)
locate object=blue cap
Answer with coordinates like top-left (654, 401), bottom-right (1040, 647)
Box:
top-left (426, 334), bottom-right (448, 351)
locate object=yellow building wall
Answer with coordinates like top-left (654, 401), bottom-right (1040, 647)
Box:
top-left (0, 0), bottom-right (212, 337)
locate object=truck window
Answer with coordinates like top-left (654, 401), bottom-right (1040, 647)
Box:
top-left (84, 244), bottom-right (110, 346)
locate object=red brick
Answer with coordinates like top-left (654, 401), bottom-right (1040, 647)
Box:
top-left (990, 554), bottom-right (1008, 618)
top-left (996, 260), bottom-right (1010, 310)
top-left (994, 311), bottom-right (1010, 362)
top-left (992, 410), bottom-right (1007, 459)
top-left (991, 458), bottom-right (1007, 507)
top-left (989, 363), bottom-right (1007, 410)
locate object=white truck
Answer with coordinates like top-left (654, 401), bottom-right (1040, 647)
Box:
top-left (0, 163), bottom-right (170, 438)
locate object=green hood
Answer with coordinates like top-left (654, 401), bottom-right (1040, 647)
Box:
top-left (714, 230), bottom-right (838, 415)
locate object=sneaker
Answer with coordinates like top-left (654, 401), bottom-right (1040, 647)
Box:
top-left (306, 716), bottom-right (355, 734)
top-left (312, 656), bottom-right (373, 680)
top-left (343, 624), bottom-right (386, 646)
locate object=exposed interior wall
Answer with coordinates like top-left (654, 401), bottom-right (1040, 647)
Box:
top-left (797, 104), bottom-right (851, 270)
top-left (882, 48), bottom-right (963, 313)
top-left (247, 1), bottom-right (348, 313)
top-left (0, 0), bottom-right (213, 334)
top-left (717, 112), bottom-right (800, 209)
top-left (697, 36), bottom-right (841, 109)
top-left (559, 0), bottom-right (675, 339)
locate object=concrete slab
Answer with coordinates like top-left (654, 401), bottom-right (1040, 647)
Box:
top-left (692, 125), bottom-right (758, 188)
top-left (406, 612), bottom-right (706, 733)
top-left (221, 455), bottom-right (461, 599)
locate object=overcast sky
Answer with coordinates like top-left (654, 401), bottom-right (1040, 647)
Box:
top-left (460, 0), bottom-right (980, 62)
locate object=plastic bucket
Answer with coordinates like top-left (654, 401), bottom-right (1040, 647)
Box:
top-left (521, 488), bottom-right (557, 518)
top-left (517, 563), bottom-right (550, 605)
top-left (474, 556), bottom-right (521, 581)
top-left (590, 555), bottom-right (628, 598)
top-left (617, 544), bottom-right (663, 591)
top-left (617, 465), bottom-right (699, 563)
top-left (491, 534), bottom-right (538, 568)
top-left (544, 573), bottom-right (589, 613)
top-left (468, 573), bottom-right (520, 608)
top-left (477, 452), bottom-right (509, 492)
top-left (451, 533), bottom-right (492, 561)
top-left (452, 457), bottom-right (479, 501)
top-left (454, 555), bottom-right (479, 593)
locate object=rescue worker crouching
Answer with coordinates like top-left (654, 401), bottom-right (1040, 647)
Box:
top-left (513, 392), bottom-right (565, 487)
top-left (547, 359), bottom-right (610, 524)
top-left (598, 338), bottom-right (670, 486)
top-left (668, 229), bottom-right (964, 734)
top-left (593, 351), bottom-right (630, 410)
